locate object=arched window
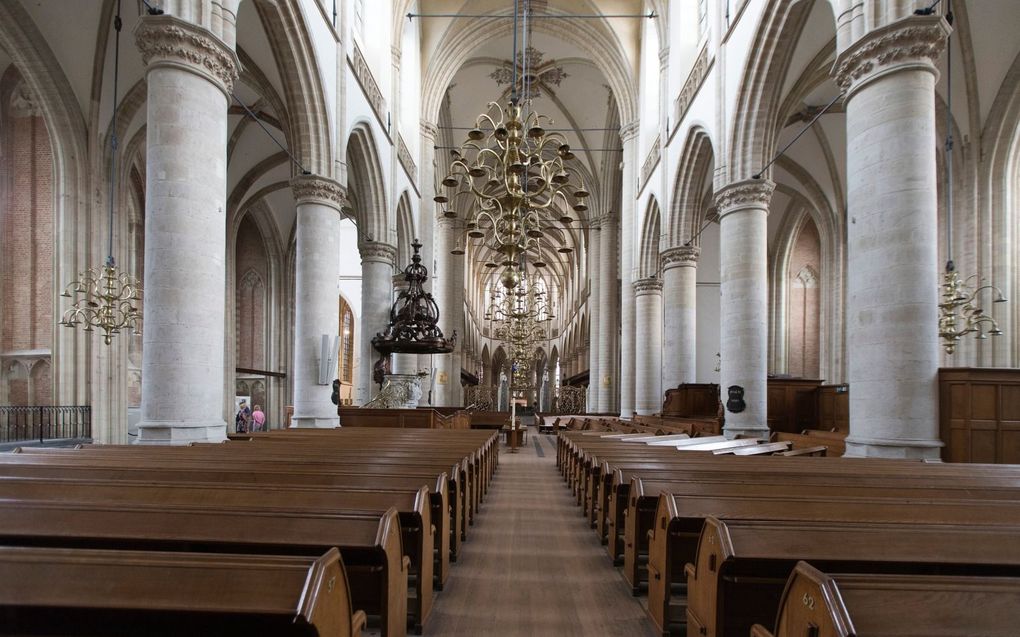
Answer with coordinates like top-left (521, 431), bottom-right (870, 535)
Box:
top-left (339, 297), bottom-right (355, 384)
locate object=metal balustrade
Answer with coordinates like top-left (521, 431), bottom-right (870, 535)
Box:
top-left (0, 406), bottom-right (91, 444)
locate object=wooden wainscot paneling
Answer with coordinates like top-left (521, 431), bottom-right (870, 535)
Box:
top-left (338, 407), bottom-right (439, 428)
top-left (766, 378), bottom-right (823, 434)
top-left (816, 384), bottom-right (849, 433)
top-left (939, 367), bottom-right (1020, 464)
top-left (662, 383), bottom-right (720, 418)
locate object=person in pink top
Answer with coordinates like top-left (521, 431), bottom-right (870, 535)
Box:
top-left (251, 405), bottom-right (266, 432)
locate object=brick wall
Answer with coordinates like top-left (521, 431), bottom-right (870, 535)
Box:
top-left (787, 217), bottom-right (821, 378)
top-left (2, 111), bottom-right (54, 354)
top-left (235, 217), bottom-right (268, 369)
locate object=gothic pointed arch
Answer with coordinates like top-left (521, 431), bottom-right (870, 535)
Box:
top-left (638, 197), bottom-right (662, 279)
top-left (347, 122), bottom-right (392, 249)
top-left (669, 127), bottom-right (715, 247)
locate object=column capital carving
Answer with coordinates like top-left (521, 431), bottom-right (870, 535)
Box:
top-left (134, 15), bottom-right (240, 95)
top-left (634, 277), bottom-right (664, 296)
top-left (833, 15), bottom-right (950, 93)
top-left (620, 121), bottom-right (639, 142)
top-left (359, 241), bottom-right (398, 265)
top-left (290, 175), bottom-right (346, 209)
top-left (420, 120), bottom-right (439, 141)
top-left (661, 245), bottom-right (700, 270)
top-left (715, 179), bottom-right (775, 218)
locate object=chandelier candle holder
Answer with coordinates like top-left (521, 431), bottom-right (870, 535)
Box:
top-left (936, 17), bottom-right (1007, 355)
top-left (60, 257), bottom-right (142, 346)
top-left (60, 6), bottom-right (142, 346)
top-left (937, 263), bottom-right (1006, 355)
top-left (439, 98), bottom-right (588, 275)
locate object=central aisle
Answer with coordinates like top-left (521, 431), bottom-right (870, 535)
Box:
top-left (425, 431), bottom-right (657, 636)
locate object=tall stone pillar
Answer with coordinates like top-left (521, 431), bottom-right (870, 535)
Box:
top-left (134, 15), bottom-right (238, 444)
top-left (661, 246), bottom-right (699, 387)
top-left (717, 180), bottom-right (774, 439)
top-left (634, 278), bottom-right (663, 415)
top-left (290, 176), bottom-right (345, 428)
top-left (834, 16), bottom-right (949, 458)
top-left (597, 212), bottom-right (619, 413)
top-left (431, 217), bottom-right (461, 406)
top-left (357, 243), bottom-right (396, 404)
top-left (444, 232), bottom-right (465, 408)
top-left (619, 123), bottom-right (639, 418)
top-left (587, 222), bottom-right (602, 411)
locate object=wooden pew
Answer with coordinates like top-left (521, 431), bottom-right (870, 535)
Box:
top-left (9, 447), bottom-right (468, 565)
top-left (0, 500), bottom-right (408, 637)
top-left (0, 546), bottom-right (366, 637)
top-left (0, 477), bottom-right (429, 635)
top-left (685, 516), bottom-right (1020, 637)
top-left (647, 492), bottom-right (1020, 636)
top-left (752, 561), bottom-right (1020, 637)
top-left (602, 456), bottom-right (1020, 565)
top-left (630, 473), bottom-right (1020, 596)
top-left (17, 443), bottom-right (477, 549)
top-left (0, 458), bottom-right (452, 590)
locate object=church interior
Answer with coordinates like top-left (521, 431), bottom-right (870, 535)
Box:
top-left (1, 0), bottom-right (1020, 635)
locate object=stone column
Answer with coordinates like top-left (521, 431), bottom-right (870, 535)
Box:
top-left (661, 246), bottom-right (700, 387)
top-left (834, 16), bottom-right (949, 458)
top-left (431, 217), bottom-right (460, 406)
top-left (619, 123), bottom-right (639, 418)
top-left (717, 179), bottom-right (774, 439)
top-left (597, 211), bottom-right (619, 413)
top-left (634, 278), bottom-right (664, 415)
top-left (587, 222), bottom-right (602, 411)
top-left (357, 243), bottom-right (396, 404)
top-left (289, 175), bottom-right (344, 428)
top-left (134, 15), bottom-right (238, 444)
top-left (444, 235), bottom-right (465, 407)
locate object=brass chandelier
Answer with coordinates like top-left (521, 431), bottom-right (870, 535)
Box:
top-left (440, 0), bottom-right (586, 289)
top-left (936, 15), bottom-right (1007, 355)
top-left (485, 269), bottom-right (553, 388)
top-left (60, 6), bottom-right (142, 345)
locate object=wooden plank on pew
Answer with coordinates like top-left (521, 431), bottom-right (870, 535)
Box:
top-left (16, 444), bottom-right (477, 548)
top-left (685, 517), bottom-right (1020, 637)
top-left (673, 438), bottom-right (763, 452)
top-left (754, 561), bottom-right (1020, 637)
top-left (0, 459), bottom-right (452, 591)
top-left (0, 499), bottom-right (408, 637)
top-left (0, 475), bottom-right (434, 633)
top-left (647, 492), bottom-right (1020, 637)
top-left (713, 441), bottom-right (791, 456)
top-left (0, 546), bottom-right (366, 637)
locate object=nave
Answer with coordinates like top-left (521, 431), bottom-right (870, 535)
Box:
top-left (425, 431), bottom-right (655, 637)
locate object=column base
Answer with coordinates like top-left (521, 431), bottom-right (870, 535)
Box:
top-left (290, 416), bottom-right (341, 429)
top-left (843, 435), bottom-right (943, 460)
top-left (134, 421), bottom-right (228, 445)
top-left (722, 424), bottom-right (770, 440)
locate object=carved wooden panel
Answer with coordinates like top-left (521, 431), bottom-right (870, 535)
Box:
top-left (939, 367), bottom-right (1020, 464)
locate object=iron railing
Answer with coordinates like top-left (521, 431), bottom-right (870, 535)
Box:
top-left (0, 406), bottom-right (91, 444)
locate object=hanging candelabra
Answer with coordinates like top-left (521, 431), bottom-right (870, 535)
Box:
top-left (60, 4), bottom-right (142, 345)
top-left (936, 5), bottom-right (1007, 355)
top-left (938, 267), bottom-right (1006, 354)
top-left (440, 0), bottom-right (585, 286)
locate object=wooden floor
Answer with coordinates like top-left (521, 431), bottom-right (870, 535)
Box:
top-left (422, 430), bottom-right (657, 636)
